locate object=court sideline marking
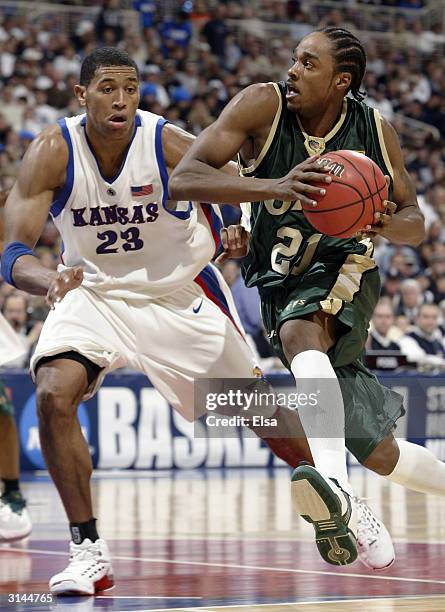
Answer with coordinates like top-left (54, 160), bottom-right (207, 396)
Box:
top-left (124, 594), bottom-right (445, 612)
top-left (4, 546), bottom-right (445, 586)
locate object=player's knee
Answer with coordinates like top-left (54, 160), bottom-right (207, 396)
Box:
top-left (361, 435), bottom-right (400, 476)
top-left (36, 381), bottom-right (78, 427)
top-left (280, 318), bottom-right (330, 362)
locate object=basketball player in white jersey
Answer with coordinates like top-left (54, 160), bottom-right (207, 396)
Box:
top-left (2, 48), bottom-right (393, 595)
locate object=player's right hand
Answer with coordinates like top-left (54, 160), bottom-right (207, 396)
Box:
top-left (215, 225), bottom-right (250, 264)
top-left (274, 155), bottom-right (332, 205)
top-left (46, 266), bottom-right (83, 309)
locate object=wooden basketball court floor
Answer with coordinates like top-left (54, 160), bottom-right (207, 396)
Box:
top-left (1, 467), bottom-right (444, 611)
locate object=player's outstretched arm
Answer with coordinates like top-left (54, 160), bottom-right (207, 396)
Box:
top-left (364, 119), bottom-right (425, 247)
top-left (170, 83), bottom-right (331, 206)
top-left (1, 126), bottom-right (72, 297)
top-left (161, 123), bottom-right (239, 177)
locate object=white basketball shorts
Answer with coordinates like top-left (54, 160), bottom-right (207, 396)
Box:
top-left (30, 264), bottom-right (258, 421)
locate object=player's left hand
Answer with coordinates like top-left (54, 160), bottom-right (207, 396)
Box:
top-left (215, 225), bottom-right (250, 264)
top-left (358, 200), bottom-right (397, 238)
top-left (46, 266), bottom-right (84, 309)
top-left (357, 176), bottom-right (397, 238)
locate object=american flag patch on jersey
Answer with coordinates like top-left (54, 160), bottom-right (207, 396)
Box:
top-left (131, 184), bottom-right (153, 196)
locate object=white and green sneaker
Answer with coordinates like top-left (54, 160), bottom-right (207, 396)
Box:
top-left (291, 464), bottom-right (357, 566)
top-left (0, 491), bottom-right (32, 542)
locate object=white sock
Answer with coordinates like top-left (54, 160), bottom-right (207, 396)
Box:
top-left (290, 350), bottom-right (351, 495)
top-left (385, 439), bottom-right (445, 496)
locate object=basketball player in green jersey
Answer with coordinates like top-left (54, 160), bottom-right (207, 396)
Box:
top-left (172, 27), bottom-right (445, 567)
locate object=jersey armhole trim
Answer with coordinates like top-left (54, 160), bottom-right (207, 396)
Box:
top-left (239, 82), bottom-right (282, 176)
top-left (155, 117), bottom-right (192, 220)
top-left (50, 118), bottom-right (74, 218)
top-left (373, 109), bottom-right (394, 180)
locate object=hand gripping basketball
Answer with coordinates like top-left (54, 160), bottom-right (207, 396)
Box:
top-left (274, 155), bottom-right (332, 206)
top-left (301, 151), bottom-right (389, 238)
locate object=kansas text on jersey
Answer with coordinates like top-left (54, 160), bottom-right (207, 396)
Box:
top-left (51, 110), bottom-right (222, 299)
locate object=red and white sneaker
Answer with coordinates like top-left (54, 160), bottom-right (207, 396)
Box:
top-left (49, 538), bottom-right (114, 595)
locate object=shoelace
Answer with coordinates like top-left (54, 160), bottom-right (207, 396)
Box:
top-left (354, 498), bottom-right (381, 546)
top-left (69, 543), bottom-right (101, 565)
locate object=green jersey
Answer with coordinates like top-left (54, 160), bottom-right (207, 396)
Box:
top-left (240, 82), bottom-right (394, 292)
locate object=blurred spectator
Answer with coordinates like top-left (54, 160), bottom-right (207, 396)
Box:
top-left (426, 251), bottom-right (445, 303)
top-left (367, 298), bottom-right (401, 351)
top-left (394, 278), bottom-right (431, 323)
top-left (189, 0), bottom-right (211, 33)
top-left (202, 6), bottom-right (229, 62)
top-left (1, 293), bottom-right (42, 367)
top-left (1, 85), bottom-right (24, 132)
top-left (221, 260), bottom-right (273, 359)
top-left (34, 90), bottom-right (60, 130)
top-left (96, 0), bottom-right (123, 44)
top-left (133, 0), bottom-right (157, 31)
top-left (398, 303), bottom-right (445, 369)
top-left (160, 9), bottom-right (193, 58)
top-left (53, 45), bottom-right (81, 78)
top-left (242, 37), bottom-right (272, 79)
top-left (395, 314), bottom-right (410, 336)
top-left (140, 66), bottom-right (170, 108)
top-left (366, 85), bottom-right (394, 121)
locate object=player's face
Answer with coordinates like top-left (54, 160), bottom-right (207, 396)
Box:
top-left (77, 66), bottom-right (140, 140)
top-left (287, 32), bottom-right (350, 116)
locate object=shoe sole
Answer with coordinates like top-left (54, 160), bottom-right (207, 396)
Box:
top-left (291, 465), bottom-right (357, 566)
top-left (0, 528), bottom-right (32, 542)
top-left (358, 546), bottom-right (395, 572)
top-left (50, 575), bottom-right (114, 596)
top-left (360, 557), bottom-right (395, 572)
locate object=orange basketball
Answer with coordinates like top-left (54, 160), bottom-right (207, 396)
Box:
top-left (302, 150), bottom-right (388, 239)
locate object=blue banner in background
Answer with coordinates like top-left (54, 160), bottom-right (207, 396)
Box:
top-left (2, 370), bottom-right (445, 471)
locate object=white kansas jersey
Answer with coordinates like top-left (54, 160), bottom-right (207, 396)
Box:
top-left (51, 111), bottom-right (222, 299)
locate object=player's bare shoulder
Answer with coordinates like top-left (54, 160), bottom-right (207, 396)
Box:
top-left (18, 123), bottom-right (69, 193)
top-left (229, 82), bottom-right (281, 131)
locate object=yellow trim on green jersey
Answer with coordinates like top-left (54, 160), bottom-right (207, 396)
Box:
top-left (373, 109), bottom-right (394, 180)
top-left (296, 100), bottom-right (348, 156)
top-left (321, 253), bottom-right (376, 316)
top-left (239, 83), bottom-right (282, 176)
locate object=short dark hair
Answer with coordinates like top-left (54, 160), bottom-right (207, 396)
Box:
top-left (79, 47), bottom-right (139, 86)
top-left (318, 27), bottom-right (366, 102)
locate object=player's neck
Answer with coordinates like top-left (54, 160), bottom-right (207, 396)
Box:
top-left (85, 123), bottom-right (134, 180)
top-left (297, 100), bottom-right (345, 138)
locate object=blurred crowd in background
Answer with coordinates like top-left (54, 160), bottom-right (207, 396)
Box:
top-left (0, 0), bottom-right (445, 371)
